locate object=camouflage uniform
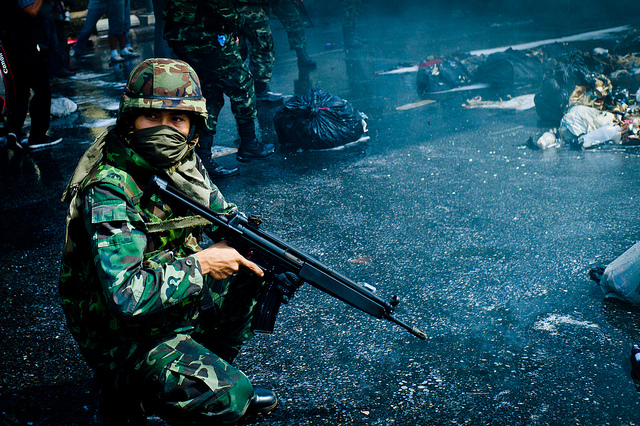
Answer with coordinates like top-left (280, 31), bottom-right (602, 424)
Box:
top-left (271, 0), bottom-right (306, 51)
top-left (237, 0), bottom-right (275, 87)
top-left (162, 0), bottom-right (256, 134)
top-left (59, 59), bottom-right (263, 424)
top-left (342, 0), bottom-right (362, 30)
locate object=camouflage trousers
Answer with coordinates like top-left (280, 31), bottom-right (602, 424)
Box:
top-left (271, 0), bottom-right (306, 50)
top-left (343, 0), bottom-right (362, 29)
top-left (169, 39), bottom-right (256, 134)
top-left (98, 273), bottom-right (263, 425)
top-left (238, 4), bottom-right (275, 85)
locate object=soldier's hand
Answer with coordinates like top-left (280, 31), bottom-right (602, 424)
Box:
top-left (195, 241), bottom-right (263, 280)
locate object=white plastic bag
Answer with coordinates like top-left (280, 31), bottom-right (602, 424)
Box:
top-left (50, 97), bottom-right (78, 117)
top-left (600, 241), bottom-right (640, 305)
top-left (578, 124), bottom-right (622, 148)
top-left (558, 105), bottom-right (617, 142)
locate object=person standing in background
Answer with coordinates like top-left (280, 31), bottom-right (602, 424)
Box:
top-left (0, 0), bottom-right (62, 150)
top-left (163, 0), bottom-right (276, 177)
top-left (343, 0), bottom-right (366, 48)
top-left (270, 0), bottom-right (316, 69)
top-left (237, 0), bottom-right (284, 104)
top-left (71, 0), bottom-right (138, 62)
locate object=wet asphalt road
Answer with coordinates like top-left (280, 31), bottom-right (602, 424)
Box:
top-left (3, 2), bottom-right (640, 425)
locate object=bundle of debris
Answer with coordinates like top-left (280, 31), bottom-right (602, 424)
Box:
top-left (413, 26), bottom-right (640, 150)
top-left (416, 47), bottom-right (554, 95)
top-left (532, 47), bottom-right (640, 149)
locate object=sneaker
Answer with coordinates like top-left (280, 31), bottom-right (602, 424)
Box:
top-left (6, 132), bottom-right (27, 150)
top-left (120, 46), bottom-right (139, 58)
top-left (110, 52), bottom-right (125, 63)
top-left (28, 135), bottom-right (62, 150)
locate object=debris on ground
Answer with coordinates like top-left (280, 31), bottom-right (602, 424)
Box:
top-left (463, 94), bottom-right (536, 110)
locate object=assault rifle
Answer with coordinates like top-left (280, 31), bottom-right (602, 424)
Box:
top-left (143, 176), bottom-right (426, 340)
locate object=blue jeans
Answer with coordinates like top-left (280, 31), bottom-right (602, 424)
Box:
top-left (74, 0), bottom-right (129, 54)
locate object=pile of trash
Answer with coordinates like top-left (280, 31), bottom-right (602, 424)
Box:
top-left (413, 27), bottom-right (640, 150)
top-left (532, 51), bottom-right (640, 149)
top-left (416, 47), bottom-right (553, 95)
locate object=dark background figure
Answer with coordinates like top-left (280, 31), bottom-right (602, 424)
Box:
top-left (163, 0), bottom-right (276, 178)
top-left (0, 0), bottom-right (62, 150)
top-left (342, 0), bottom-right (365, 47)
top-left (71, 0), bottom-right (137, 62)
top-left (150, 0), bottom-right (174, 58)
top-left (238, 0), bottom-right (284, 104)
top-left (42, 0), bottom-right (76, 79)
top-left (270, 0), bottom-right (316, 69)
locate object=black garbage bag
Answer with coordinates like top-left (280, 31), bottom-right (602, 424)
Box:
top-left (273, 88), bottom-right (367, 150)
top-left (534, 52), bottom-right (593, 122)
top-left (614, 28), bottom-right (640, 55)
top-left (416, 58), bottom-right (474, 95)
top-left (474, 48), bottom-right (547, 87)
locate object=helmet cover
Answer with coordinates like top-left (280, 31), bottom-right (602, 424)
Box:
top-left (118, 58), bottom-right (208, 123)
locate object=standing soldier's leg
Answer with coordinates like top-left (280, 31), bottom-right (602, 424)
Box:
top-left (170, 40), bottom-right (275, 163)
top-left (271, 0), bottom-right (316, 68)
top-left (215, 37), bottom-right (275, 162)
top-left (343, 0), bottom-right (366, 48)
top-left (170, 42), bottom-right (240, 177)
top-left (238, 4), bottom-right (282, 104)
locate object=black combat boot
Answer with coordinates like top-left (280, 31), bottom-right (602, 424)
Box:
top-left (196, 130), bottom-right (239, 178)
top-left (295, 47), bottom-right (317, 69)
top-left (236, 121), bottom-right (276, 163)
top-left (247, 386), bottom-right (277, 415)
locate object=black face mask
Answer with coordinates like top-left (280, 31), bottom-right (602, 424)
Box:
top-left (128, 125), bottom-right (192, 168)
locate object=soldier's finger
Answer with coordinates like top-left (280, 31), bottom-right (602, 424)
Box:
top-left (242, 258), bottom-right (264, 277)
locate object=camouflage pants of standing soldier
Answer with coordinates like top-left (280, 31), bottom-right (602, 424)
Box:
top-left (169, 38), bottom-right (256, 134)
top-left (271, 0), bottom-right (306, 51)
top-left (342, 0), bottom-right (362, 30)
top-left (238, 4), bottom-right (275, 87)
top-left (100, 273), bottom-right (263, 425)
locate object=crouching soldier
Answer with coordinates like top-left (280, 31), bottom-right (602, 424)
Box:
top-left (59, 58), bottom-right (280, 424)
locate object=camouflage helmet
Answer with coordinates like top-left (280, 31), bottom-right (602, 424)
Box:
top-left (118, 58), bottom-right (208, 124)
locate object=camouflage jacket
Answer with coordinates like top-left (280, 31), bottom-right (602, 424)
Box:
top-left (59, 130), bottom-right (236, 374)
top-left (163, 0), bottom-right (268, 42)
top-left (163, 0), bottom-right (241, 42)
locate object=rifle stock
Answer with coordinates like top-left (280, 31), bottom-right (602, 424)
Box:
top-left (143, 176), bottom-right (426, 340)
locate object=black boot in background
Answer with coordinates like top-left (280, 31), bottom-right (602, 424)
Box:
top-left (236, 121), bottom-right (275, 163)
top-left (295, 47), bottom-right (317, 69)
